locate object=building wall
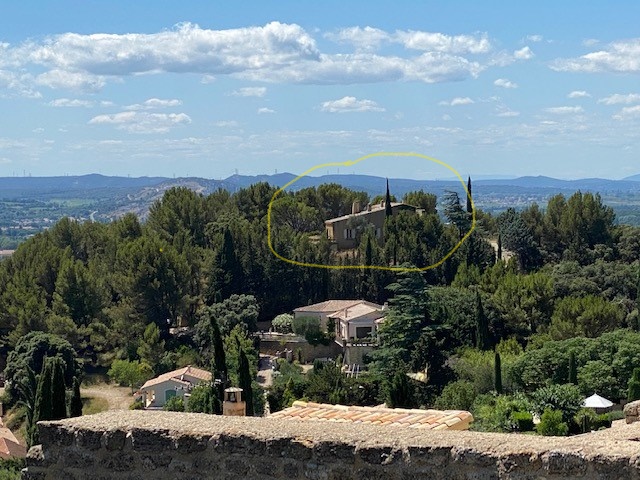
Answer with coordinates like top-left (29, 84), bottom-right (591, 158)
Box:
top-left (141, 379), bottom-right (186, 408)
top-left (24, 410), bottom-right (640, 479)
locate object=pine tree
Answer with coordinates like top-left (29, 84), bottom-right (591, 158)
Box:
top-left (385, 179), bottom-right (393, 218)
top-left (475, 291), bottom-right (490, 350)
top-left (466, 176), bottom-right (473, 213)
top-left (494, 352), bottom-right (503, 394)
top-left (50, 357), bottom-right (67, 420)
top-left (497, 234), bottom-right (503, 262)
top-left (628, 368), bottom-right (640, 402)
top-left (212, 227), bottom-right (243, 302)
top-left (568, 351), bottom-right (577, 384)
top-left (238, 346), bottom-right (254, 416)
top-left (69, 377), bottom-right (83, 417)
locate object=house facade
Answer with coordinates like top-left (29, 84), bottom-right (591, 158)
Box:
top-left (324, 201), bottom-right (417, 250)
top-left (138, 365), bottom-right (211, 409)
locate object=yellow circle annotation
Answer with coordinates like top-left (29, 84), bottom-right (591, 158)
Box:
top-left (267, 152), bottom-right (476, 272)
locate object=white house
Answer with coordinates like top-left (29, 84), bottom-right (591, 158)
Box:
top-left (138, 365), bottom-right (211, 409)
top-left (328, 302), bottom-right (386, 343)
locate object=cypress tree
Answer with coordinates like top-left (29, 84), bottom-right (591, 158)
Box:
top-left (497, 234), bottom-right (503, 262)
top-left (212, 227), bottom-right (243, 301)
top-left (210, 316), bottom-right (227, 414)
top-left (387, 371), bottom-right (413, 408)
top-left (385, 179), bottom-right (393, 218)
top-left (635, 267), bottom-right (640, 331)
top-left (31, 358), bottom-right (54, 446)
top-left (494, 351), bottom-right (503, 394)
top-left (69, 376), bottom-right (83, 417)
top-left (629, 368), bottom-right (640, 402)
top-left (238, 346), bottom-right (254, 416)
top-left (466, 176), bottom-right (473, 213)
top-left (475, 291), bottom-right (490, 351)
top-left (568, 351), bottom-right (577, 385)
top-left (50, 357), bottom-right (67, 420)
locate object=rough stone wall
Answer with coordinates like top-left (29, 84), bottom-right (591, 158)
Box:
top-left (23, 410), bottom-right (640, 480)
top-left (259, 338), bottom-right (342, 362)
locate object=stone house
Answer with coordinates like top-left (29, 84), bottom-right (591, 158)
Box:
top-left (324, 201), bottom-right (417, 250)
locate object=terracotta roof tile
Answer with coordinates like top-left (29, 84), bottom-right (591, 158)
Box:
top-left (141, 365), bottom-right (212, 390)
top-left (271, 401), bottom-right (473, 431)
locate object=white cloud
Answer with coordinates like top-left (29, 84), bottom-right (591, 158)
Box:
top-left (613, 105), bottom-right (640, 120)
top-left (395, 31), bottom-right (491, 54)
top-left (551, 38), bottom-right (640, 73)
top-left (495, 105), bottom-right (520, 117)
top-left (494, 78), bottom-right (518, 89)
top-left (324, 26), bottom-right (389, 51)
top-left (582, 39), bottom-right (599, 47)
top-left (598, 93), bottom-right (640, 105)
top-left (568, 90), bottom-right (591, 98)
top-left (201, 75), bottom-right (216, 84)
top-left (320, 96), bottom-right (385, 113)
top-left (125, 98), bottom-right (182, 110)
top-left (545, 106), bottom-right (584, 114)
top-left (100, 100), bottom-right (115, 107)
top-left (35, 69), bottom-right (106, 92)
top-left (526, 34), bottom-right (544, 43)
top-left (48, 98), bottom-right (94, 107)
top-left (88, 111), bottom-right (191, 133)
top-left (214, 120), bottom-right (240, 127)
top-left (231, 87), bottom-right (267, 97)
top-left (0, 69), bottom-right (41, 98)
top-left (257, 107), bottom-right (275, 114)
top-left (439, 96), bottom-right (474, 106)
top-left (514, 46), bottom-right (534, 60)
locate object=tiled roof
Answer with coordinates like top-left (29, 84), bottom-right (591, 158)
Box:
top-left (141, 365), bottom-right (211, 390)
top-left (324, 202), bottom-right (416, 224)
top-left (0, 428), bottom-right (25, 458)
top-left (328, 302), bottom-right (383, 321)
top-left (271, 401), bottom-right (473, 431)
top-left (294, 300), bottom-right (382, 314)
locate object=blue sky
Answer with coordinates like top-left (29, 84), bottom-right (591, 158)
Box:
top-left (1, 1), bottom-right (640, 180)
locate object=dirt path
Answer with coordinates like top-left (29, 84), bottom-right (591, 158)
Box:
top-left (82, 383), bottom-right (133, 410)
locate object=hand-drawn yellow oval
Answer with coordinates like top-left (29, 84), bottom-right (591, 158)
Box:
top-left (267, 152), bottom-right (476, 272)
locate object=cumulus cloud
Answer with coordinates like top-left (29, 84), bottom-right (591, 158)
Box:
top-left (0, 69), bottom-right (41, 98)
top-left (257, 107), bottom-right (275, 114)
top-left (395, 30), bottom-right (491, 54)
top-left (613, 105), bottom-right (640, 120)
top-left (88, 111), bottom-right (191, 133)
top-left (35, 69), bottom-right (106, 92)
top-left (551, 38), bottom-right (640, 73)
top-left (125, 98), bottom-right (182, 110)
top-left (526, 34), bottom-right (544, 42)
top-left (48, 98), bottom-right (93, 107)
top-left (324, 26), bottom-right (389, 51)
top-left (568, 90), bottom-right (591, 98)
top-left (214, 120), bottom-right (240, 127)
top-left (495, 106), bottom-right (520, 117)
top-left (439, 97), bottom-right (474, 106)
top-left (231, 87), bottom-right (267, 97)
top-left (320, 96), bottom-right (385, 113)
top-left (514, 46), bottom-right (534, 60)
top-left (545, 106), bottom-right (584, 114)
top-left (598, 93), bottom-right (640, 105)
top-left (494, 78), bottom-right (518, 89)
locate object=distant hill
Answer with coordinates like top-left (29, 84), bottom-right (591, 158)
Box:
top-left (623, 174), bottom-right (640, 182)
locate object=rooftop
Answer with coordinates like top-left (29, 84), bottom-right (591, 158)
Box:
top-left (270, 401), bottom-right (473, 431)
top-left (324, 202), bottom-right (416, 224)
top-left (328, 302), bottom-right (385, 321)
top-left (294, 299), bottom-right (381, 314)
top-left (141, 365), bottom-right (211, 390)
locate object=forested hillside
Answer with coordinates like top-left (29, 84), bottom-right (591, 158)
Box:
top-left (1, 181), bottom-right (639, 434)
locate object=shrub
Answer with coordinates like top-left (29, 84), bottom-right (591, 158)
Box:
top-left (593, 413), bottom-right (612, 430)
top-left (129, 400), bottom-right (144, 410)
top-left (163, 395), bottom-right (185, 412)
top-left (434, 380), bottom-right (476, 411)
top-left (272, 314), bottom-right (294, 334)
top-left (574, 408), bottom-right (597, 433)
top-left (471, 393), bottom-right (531, 433)
top-left (531, 384), bottom-right (582, 424)
top-left (510, 411), bottom-right (534, 432)
top-left (536, 409), bottom-right (568, 436)
top-left (628, 367), bottom-right (640, 401)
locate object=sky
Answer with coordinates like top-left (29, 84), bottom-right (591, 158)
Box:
top-left (1, 1), bottom-right (640, 180)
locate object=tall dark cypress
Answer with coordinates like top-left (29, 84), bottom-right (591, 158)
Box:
top-left (636, 267), bottom-right (640, 330)
top-left (385, 178), bottom-right (393, 218)
top-left (238, 346), bottom-right (254, 416)
top-left (50, 357), bottom-right (67, 420)
top-left (210, 316), bottom-right (227, 414)
top-left (213, 227), bottom-right (243, 302)
top-left (69, 376), bottom-right (83, 417)
top-left (494, 352), bottom-right (503, 394)
top-left (466, 176), bottom-right (473, 213)
top-left (497, 233), bottom-right (503, 262)
top-left (475, 291), bottom-right (490, 351)
top-left (568, 351), bottom-right (577, 384)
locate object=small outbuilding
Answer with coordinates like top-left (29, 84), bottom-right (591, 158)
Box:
top-left (138, 365), bottom-right (211, 409)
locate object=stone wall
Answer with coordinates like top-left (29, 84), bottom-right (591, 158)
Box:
top-left (259, 337), bottom-right (342, 362)
top-left (23, 410), bottom-right (640, 479)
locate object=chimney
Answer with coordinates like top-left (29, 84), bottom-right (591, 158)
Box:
top-left (351, 201), bottom-right (361, 214)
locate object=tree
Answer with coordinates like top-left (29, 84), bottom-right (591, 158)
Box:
top-left (475, 292), bottom-right (490, 351)
top-left (386, 371), bottom-right (413, 408)
top-left (531, 384), bottom-right (582, 424)
top-left (536, 409), bottom-right (568, 436)
top-left (210, 228), bottom-right (244, 302)
top-left (107, 359), bottom-right (153, 393)
top-left (385, 179), bottom-right (393, 218)
top-left (50, 357), bottom-right (67, 420)
top-left (31, 359), bottom-right (54, 446)
top-left (466, 176), bottom-right (473, 214)
top-left (164, 395), bottom-right (185, 412)
top-left (5, 332), bottom-right (81, 402)
top-left (69, 377), bottom-right (83, 417)
top-left (271, 313), bottom-right (294, 334)
top-left (628, 368), bottom-right (640, 402)
top-left (137, 323), bottom-right (165, 373)
top-left (577, 360), bottom-right (619, 400)
top-left (497, 234), bottom-right (502, 262)
top-left (186, 384), bottom-right (213, 413)
top-left (568, 351), bottom-right (577, 385)
top-left (238, 345), bottom-right (254, 416)
top-left (494, 352), bottom-right (503, 394)
top-left (402, 190), bottom-right (437, 215)
top-left (434, 380), bottom-right (476, 411)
